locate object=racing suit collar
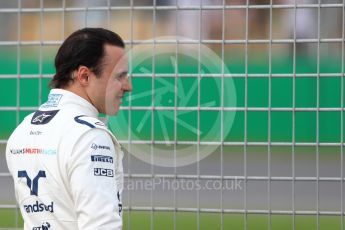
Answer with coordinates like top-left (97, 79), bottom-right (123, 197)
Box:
top-left (45, 89), bottom-right (99, 118)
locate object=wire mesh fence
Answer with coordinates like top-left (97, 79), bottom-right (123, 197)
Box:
top-left (0, 0), bottom-right (344, 229)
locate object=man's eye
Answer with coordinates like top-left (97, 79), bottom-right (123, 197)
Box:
top-left (115, 73), bottom-right (127, 80)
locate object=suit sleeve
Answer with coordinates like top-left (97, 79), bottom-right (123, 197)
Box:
top-left (67, 128), bottom-right (122, 230)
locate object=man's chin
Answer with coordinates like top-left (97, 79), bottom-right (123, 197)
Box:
top-left (104, 106), bottom-right (120, 116)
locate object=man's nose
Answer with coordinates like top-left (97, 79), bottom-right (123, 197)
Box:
top-left (123, 78), bottom-right (132, 92)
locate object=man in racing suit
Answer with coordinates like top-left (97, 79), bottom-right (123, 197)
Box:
top-left (6, 28), bottom-right (132, 229)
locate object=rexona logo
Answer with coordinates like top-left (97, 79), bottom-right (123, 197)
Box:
top-left (94, 168), bottom-right (114, 177)
top-left (91, 155), bottom-right (113, 163)
top-left (32, 221), bottom-right (51, 230)
top-left (23, 201), bottom-right (54, 213)
top-left (91, 143), bottom-right (111, 151)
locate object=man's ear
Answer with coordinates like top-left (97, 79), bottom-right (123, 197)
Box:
top-left (75, 66), bottom-right (91, 86)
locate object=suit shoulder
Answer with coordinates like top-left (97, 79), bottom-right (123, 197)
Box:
top-left (73, 115), bottom-right (108, 129)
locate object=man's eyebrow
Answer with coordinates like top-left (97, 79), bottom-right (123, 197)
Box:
top-left (116, 71), bottom-right (128, 78)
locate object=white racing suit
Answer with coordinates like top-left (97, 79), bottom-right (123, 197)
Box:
top-left (6, 89), bottom-right (124, 230)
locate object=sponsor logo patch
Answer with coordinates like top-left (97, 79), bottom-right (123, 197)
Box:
top-left (41, 94), bottom-right (62, 108)
top-left (91, 155), bottom-right (113, 163)
top-left (18, 170), bottom-right (46, 196)
top-left (117, 191), bottom-right (122, 215)
top-left (91, 143), bottom-right (111, 151)
top-left (23, 201), bottom-right (54, 213)
top-left (32, 222), bottom-right (51, 230)
top-left (10, 148), bottom-right (56, 155)
top-left (30, 131), bottom-right (42, 135)
top-left (95, 121), bottom-right (106, 126)
top-left (94, 168), bottom-right (114, 177)
top-left (31, 110), bottom-right (59, 125)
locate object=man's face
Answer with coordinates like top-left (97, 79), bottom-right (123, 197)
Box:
top-left (87, 44), bottom-right (132, 115)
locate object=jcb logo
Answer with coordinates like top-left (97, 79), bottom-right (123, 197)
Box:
top-left (94, 168), bottom-right (113, 177)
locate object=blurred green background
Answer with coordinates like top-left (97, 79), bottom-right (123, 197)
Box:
top-left (0, 47), bottom-right (342, 229)
top-left (0, 48), bottom-right (342, 143)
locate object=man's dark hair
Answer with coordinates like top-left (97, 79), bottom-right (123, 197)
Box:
top-left (50, 28), bottom-right (125, 88)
